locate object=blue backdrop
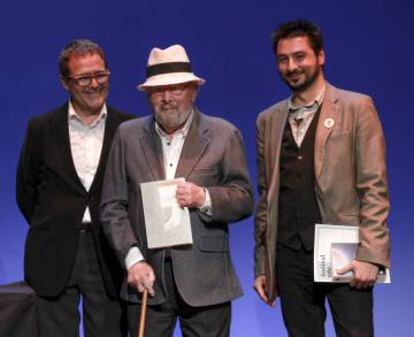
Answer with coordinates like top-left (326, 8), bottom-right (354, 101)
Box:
top-left (1, 0), bottom-right (413, 336)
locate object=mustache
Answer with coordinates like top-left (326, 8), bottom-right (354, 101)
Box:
top-left (286, 69), bottom-right (304, 77)
top-left (160, 103), bottom-right (178, 110)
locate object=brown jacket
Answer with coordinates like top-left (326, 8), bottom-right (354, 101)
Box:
top-left (254, 83), bottom-right (390, 301)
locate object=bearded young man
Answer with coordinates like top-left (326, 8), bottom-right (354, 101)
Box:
top-left (253, 20), bottom-right (390, 337)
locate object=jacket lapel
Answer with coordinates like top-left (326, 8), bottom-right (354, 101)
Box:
top-left (314, 83), bottom-right (340, 179)
top-left (139, 118), bottom-right (165, 181)
top-left (174, 109), bottom-right (209, 179)
top-left (267, 102), bottom-right (289, 203)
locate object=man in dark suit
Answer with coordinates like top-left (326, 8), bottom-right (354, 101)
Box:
top-left (100, 44), bottom-right (253, 337)
top-left (16, 39), bottom-right (134, 337)
top-left (253, 20), bottom-right (390, 337)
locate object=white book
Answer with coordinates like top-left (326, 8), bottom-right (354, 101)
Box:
top-left (141, 178), bottom-right (193, 249)
top-left (314, 224), bottom-right (390, 283)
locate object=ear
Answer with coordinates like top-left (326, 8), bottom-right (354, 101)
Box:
top-left (190, 86), bottom-right (199, 104)
top-left (318, 49), bottom-right (325, 67)
top-left (60, 75), bottom-right (70, 91)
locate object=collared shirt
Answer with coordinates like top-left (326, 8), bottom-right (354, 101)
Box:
top-left (153, 110), bottom-right (212, 214)
top-left (68, 102), bottom-right (107, 223)
top-left (155, 110), bottom-right (194, 180)
top-left (125, 109), bottom-right (212, 270)
top-left (287, 85), bottom-right (326, 147)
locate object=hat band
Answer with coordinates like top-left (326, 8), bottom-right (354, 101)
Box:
top-left (146, 62), bottom-right (192, 78)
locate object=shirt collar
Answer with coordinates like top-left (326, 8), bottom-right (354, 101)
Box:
top-left (288, 84), bottom-right (326, 112)
top-left (68, 101), bottom-right (107, 127)
top-left (155, 108), bottom-right (194, 139)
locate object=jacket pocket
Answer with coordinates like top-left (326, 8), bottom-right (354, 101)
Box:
top-left (337, 213), bottom-right (360, 226)
top-left (191, 167), bottom-right (218, 176)
top-left (198, 235), bottom-right (228, 252)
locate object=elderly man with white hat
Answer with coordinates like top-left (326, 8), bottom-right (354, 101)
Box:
top-left (100, 44), bottom-right (253, 337)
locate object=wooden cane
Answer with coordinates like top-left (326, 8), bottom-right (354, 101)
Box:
top-left (138, 288), bottom-right (148, 337)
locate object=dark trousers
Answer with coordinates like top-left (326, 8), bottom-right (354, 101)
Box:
top-left (276, 246), bottom-right (374, 337)
top-left (128, 258), bottom-right (231, 337)
top-left (36, 231), bottom-right (126, 337)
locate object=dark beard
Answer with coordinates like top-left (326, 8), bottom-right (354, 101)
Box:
top-left (284, 66), bottom-right (321, 93)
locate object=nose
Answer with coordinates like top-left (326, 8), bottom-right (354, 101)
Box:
top-left (162, 90), bottom-right (172, 102)
top-left (90, 76), bottom-right (100, 88)
top-left (287, 57), bottom-right (298, 71)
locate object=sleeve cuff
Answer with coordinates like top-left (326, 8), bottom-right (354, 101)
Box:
top-left (125, 246), bottom-right (145, 270)
top-left (198, 188), bottom-right (212, 216)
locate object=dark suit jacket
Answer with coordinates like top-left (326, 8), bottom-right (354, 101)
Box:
top-left (100, 109), bottom-right (253, 307)
top-left (254, 83), bottom-right (390, 301)
top-left (16, 103), bottom-right (135, 298)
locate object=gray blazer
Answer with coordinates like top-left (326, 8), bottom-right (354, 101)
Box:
top-left (254, 83), bottom-right (390, 301)
top-left (101, 109), bottom-right (253, 306)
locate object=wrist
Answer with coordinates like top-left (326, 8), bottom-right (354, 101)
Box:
top-left (197, 187), bottom-right (206, 207)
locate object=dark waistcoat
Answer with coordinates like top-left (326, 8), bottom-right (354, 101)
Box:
top-left (277, 108), bottom-right (322, 251)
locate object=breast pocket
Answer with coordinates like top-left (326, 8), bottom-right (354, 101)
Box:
top-left (188, 167), bottom-right (219, 186)
top-left (328, 130), bottom-right (352, 143)
top-left (325, 131), bottom-right (354, 171)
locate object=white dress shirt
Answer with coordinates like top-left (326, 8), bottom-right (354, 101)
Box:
top-left (68, 102), bottom-right (107, 223)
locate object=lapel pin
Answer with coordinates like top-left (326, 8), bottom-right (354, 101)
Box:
top-left (323, 118), bottom-right (335, 129)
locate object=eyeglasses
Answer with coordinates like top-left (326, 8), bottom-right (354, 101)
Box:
top-left (148, 83), bottom-right (192, 99)
top-left (66, 71), bottom-right (111, 87)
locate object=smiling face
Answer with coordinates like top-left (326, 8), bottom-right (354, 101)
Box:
top-left (61, 52), bottom-right (109, 117)
top-left (276, 36), bottom-right (325, 93)
top-left (147, 82), bottom-right (198, 134)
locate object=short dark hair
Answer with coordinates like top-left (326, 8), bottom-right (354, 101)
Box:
top-left (59, 39), bottom-right (107, 77)
top-left (271, 19), bottom-right (324, 55)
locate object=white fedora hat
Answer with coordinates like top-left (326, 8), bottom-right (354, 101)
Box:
top-left (137, 44), bottom-right (205, 91)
